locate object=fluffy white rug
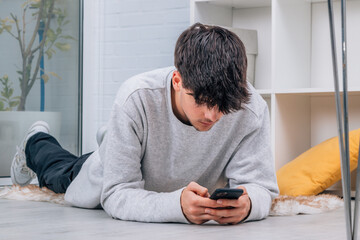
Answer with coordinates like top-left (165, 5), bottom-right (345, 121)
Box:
top-left (269, 194), bottom-right (343, 216)
top-left (0, 184), bottom-right (67, 205)
top-left (0, 185), bottom-right (343, 216)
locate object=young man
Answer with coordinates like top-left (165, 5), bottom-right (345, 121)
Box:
top-left (11, 23), bottom-right (279, 225)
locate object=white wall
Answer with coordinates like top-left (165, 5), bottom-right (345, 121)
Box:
top-left (83, 0), bottom-right (190, 153)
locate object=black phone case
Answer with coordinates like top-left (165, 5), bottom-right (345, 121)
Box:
top-left (210, 188), bottom-right (244, 200)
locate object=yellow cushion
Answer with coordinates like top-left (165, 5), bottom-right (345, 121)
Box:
top-left (276, 129), bottom-right (360, 196)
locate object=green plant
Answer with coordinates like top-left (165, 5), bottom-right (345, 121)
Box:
top-left (0, 0), bottom-right (74, 111)
top-left (0, 75), bottom-right (20, 111)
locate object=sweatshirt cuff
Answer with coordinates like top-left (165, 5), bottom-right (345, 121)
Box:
top-left (241, 184), bottom-right (272, 222)
top-left (166, 187), bottom-right (189, 223)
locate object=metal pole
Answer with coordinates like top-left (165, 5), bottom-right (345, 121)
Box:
top-left (354, 138), bottom-right (360, 239)
top-left (340, 0), bottom-right (352, 238)
top-left (327, 0), bottom-right (352, 239)
top-left (38, 20), bottom-right (45, 112)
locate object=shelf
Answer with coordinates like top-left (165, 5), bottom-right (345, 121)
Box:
top-left (257, 89), bottom-right (272, 96)
top-left (192, 0), bottom-right (360, 192)
top-left (193, 0), bottom-right (271, 8)
top-left (256, 88), bottom-right (360, 96)
top-left (274, 88), bottom-right (360, 96)
top-left (195, 0), bottom-right (360, 9)
top-left (307, 0), bottom-right (360, 2)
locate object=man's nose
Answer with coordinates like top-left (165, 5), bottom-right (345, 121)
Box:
top-left (204, 108), bottom-right (222, 122)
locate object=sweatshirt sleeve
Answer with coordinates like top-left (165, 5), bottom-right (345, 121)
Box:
top-left (225, 104), bottom-right (279, 222)
top-left (100, 98), bottom-right (188, 223)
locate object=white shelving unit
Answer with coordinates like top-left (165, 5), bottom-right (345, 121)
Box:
top-left (191, 0), bottom-right (360, 190)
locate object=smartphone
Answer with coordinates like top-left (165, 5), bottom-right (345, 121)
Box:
top-left (209, 188), bottom-right (244, 200)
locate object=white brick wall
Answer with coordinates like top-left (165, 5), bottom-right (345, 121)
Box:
top-left (83, 0), bottom-right (190, 152)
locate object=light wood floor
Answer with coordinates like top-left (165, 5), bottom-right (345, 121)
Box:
top-left (0, 197), bottom-right (350, 240)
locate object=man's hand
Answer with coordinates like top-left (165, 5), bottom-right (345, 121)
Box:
top-left (205, 186), bottom-right (252, 225)
top-left (180, 182), bottom-right (223, 224)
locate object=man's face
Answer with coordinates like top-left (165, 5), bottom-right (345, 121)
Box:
top-left (172, 71), bottom-right (223, 131)
top-left (179, 90), bottom-right (223, 131)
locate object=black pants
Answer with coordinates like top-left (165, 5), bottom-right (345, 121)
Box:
top-left (25, 132), bottom-right (92, 193)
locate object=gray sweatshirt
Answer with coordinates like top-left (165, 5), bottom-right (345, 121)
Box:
top-left (64, 67), bottom-right (279, 223)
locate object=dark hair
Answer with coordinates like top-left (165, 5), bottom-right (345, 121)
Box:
top-left (174, 23), bottom-right (250, 114)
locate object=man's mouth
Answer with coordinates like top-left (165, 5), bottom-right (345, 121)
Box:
top-left (199, 121), bottom-right (214, 126)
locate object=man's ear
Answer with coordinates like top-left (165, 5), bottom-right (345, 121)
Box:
top-left (172, 71), bottom-right (182, 92)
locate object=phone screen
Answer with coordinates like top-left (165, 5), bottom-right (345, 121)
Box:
top-left (210, 188), bottom-right (244, 200)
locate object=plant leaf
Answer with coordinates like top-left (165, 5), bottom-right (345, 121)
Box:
top-left (1, 91), bottom-right (9, 99)
top-left (4, 25), bottom-right (12, 32)
top-left (0, 101), bottom-right (5, 111)
top-left (45, 38), bottom-right (51, 47)
top-left (29, 2), bottom-right (41, 9)
top-left (57, 15), bottom-right (63, 26)
top-left (1, 17), bottom-right (10, 24)
top-left (22, 0), bottom-right (39, 8)
top-left (48, 71), bottom-right (62, 80)
top-left (61, 35), bottom-right (76, 41)
top-left (8, 88), bottom-right (13, 97)
top-left (55, 42), bottom-right (71, 51)
top-left (45, 49), bottom-right (53, 59)
top-left (41, 74), bottom-right (49, 83)
top-left (32, 11), bottom-right (40, 17)
top-left (47, 29), bottom-right (56, 42)
top-left (9, 100), bottom-right (20, 108)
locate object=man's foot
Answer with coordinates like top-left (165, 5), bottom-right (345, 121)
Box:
top-left (11, 121), bottom-right (50, 186)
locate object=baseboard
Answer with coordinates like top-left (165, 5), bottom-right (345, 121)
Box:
top-left (0, 177), bottom-right (38, 187)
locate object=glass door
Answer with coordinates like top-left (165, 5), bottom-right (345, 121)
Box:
top-left (0, 0), bottom-right (82, 177)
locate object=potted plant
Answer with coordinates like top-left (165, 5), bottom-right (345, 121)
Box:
top-left (0, 0), bottom-right (75, 176)
top-left (0, 0), bottom-right (74, 111)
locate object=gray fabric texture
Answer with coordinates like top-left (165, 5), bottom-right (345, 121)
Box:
top-left (64, 67), bottom-right (279, 223)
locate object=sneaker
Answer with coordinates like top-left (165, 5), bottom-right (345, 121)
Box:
top-left (10, 121), bottom-right (50, 186)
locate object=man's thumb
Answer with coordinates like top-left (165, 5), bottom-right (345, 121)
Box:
top-left (187, 181), bottom-right (209, 197)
